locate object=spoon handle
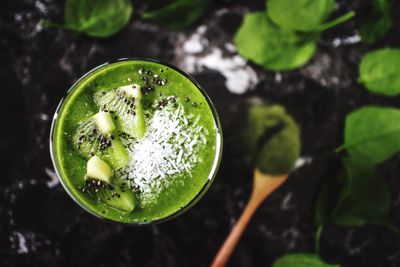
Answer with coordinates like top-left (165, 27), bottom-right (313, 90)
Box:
top-left (211, 170), bottom-right (288, 267)
top-left (211, 193), bottom-right (261, 267)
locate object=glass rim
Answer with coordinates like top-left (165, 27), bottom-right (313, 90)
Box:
top-left (49, 58), bottom-right (223, 226)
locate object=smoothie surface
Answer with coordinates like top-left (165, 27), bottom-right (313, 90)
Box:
top-left (51, 59), bottom-right (221, 223)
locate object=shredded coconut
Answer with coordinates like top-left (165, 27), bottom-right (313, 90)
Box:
top-left (120, 100), bottom-right (207, 206)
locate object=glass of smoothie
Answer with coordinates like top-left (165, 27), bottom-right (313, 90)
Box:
top-left (50, 59), bottom-right (222, 224)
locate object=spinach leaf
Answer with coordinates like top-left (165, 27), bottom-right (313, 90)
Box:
top-left (315, 159), bottom-right (343, 226)
top-left (273, 254), bottom-right (338, 267)
top-left (317, 106), bottom-right (398, 227)
top-left (316, 158), bottom-right (389, 227)
top-left (267, 0), bottom-right (335, 32)
top-left (332, 159), bottom-right (389, 226)
top-left (245, 104), bottom-right (301, 175)
top-left (340, 106), bottom-right (400, 164)
top-left (64, 0), bottom-right (133, 37)
top-left (360, 0), bottom-right (393, 44)
top-left (359, 48), bottom-right (400, 96)
top-left (142, 0), bottom-right (210, 30)
top-left (234, 12), bottom-right (317, 71)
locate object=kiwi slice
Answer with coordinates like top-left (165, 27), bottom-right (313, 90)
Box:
top-left (97, 184), bottom-right (136, 212)
top-left (93, 84), bottom-right (147, 139)
top-left (93, 111), bottom-right (116, 134)
top-left (72, 111), bottom-right (129, 169)
top-left (84, 179), bottom-right (136, 212)
top-left (86, 155), bottom-right (112, 183)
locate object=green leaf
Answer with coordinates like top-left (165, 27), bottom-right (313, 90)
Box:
top-left (340, 106), bottom-right (400, 165)
top-left (267, 0), bottom-right (335, 32)
top-left (317, 106), bottom-right (395, 228)
top-left (332, 159), bottom-right (390, 226)
top-left (315, 160), bottom-right (343, 226)
top-left (234, 12), bottom-right (317, 71)
top-left (360, 0), bottom-right (393, 44)
top-left (245, 104), bottom-right (301, 175)
top-left (142, 0), bottom-right (210, 30)
top-left (358, 48), bottom-right (400, 96)
top-left (65, 0), bottom-right (133, 37)
top-left (273, 254), bottom-right (338, 267)
top-left (315, 158), bottom-right (390, 227)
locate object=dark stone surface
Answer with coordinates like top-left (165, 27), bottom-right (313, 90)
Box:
top-left (1, 0), bottom-right (400, 266)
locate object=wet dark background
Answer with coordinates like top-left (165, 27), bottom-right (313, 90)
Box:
top-left (2, 0), bottom-right (400, 266)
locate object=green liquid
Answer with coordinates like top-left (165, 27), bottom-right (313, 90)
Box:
top-left (51, 59), bottom-right (221, 224)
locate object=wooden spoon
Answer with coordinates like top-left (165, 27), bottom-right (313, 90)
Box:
top-left (211, 169), bottom-right (288, 267)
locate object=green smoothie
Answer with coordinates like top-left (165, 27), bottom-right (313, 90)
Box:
top-left (50, 59), bottom-right (222, 224)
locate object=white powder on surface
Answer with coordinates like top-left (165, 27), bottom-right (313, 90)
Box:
top-left (196, 48), bottom-right (258, 95)
top-left (12, 232), bottom-right (28, 254)
top-left (183, 25), bottom-right (208, 54)
top-left (294, 156), bottom-right (313, 169)
top-left (45, 167), bottom-right (60, 188)
top-left (176, 24), bottom-right (258, 95)
top-left (332, 34), bottom-right (361, 47)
